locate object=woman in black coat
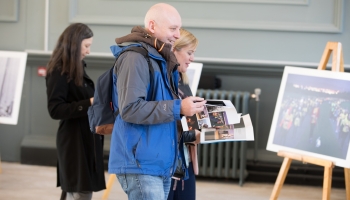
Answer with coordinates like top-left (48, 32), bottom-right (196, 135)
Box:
top-left (46, 23), bottom-right (105, 200)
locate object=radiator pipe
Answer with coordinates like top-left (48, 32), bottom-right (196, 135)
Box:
top-left (240, 92), bottom-right (250, 186)
top-left (253, 88), bottom-right (261, 162)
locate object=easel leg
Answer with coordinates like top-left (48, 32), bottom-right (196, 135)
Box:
top-left (322, 166), bottom-right (332, 200)
top-left (344, 168), bottom-right (350, 200)
top-left (270, 157), bottom-right (292, 200)
top-left (102, 174), bottom-right (116, 200)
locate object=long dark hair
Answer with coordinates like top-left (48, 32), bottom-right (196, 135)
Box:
top-left (47, 23), bottom-right (93, 86)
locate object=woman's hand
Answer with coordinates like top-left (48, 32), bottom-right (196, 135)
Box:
top-left (191, 129), bottom-right (201, 144)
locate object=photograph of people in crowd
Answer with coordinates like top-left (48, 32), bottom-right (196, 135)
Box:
top-left (272, 72), bottom-right (350, 160)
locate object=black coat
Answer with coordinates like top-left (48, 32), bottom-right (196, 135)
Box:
top-left (178, 78), bottom-right (196, 143)
top-left (46, 65), bottom-right (106, 192)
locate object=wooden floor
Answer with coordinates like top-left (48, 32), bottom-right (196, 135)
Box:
top-left (0, 161), bottom-right (347, 200)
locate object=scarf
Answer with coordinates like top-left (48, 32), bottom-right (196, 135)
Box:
top-left (115, 26), bottom-right (179, 82)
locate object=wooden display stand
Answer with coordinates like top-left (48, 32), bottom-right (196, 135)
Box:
top-left (270, 42), bottom-right (350, 200)
top-left (270, 151), bottom-right (334, 200)
top-left (102, 174), bottom-right (116, 200)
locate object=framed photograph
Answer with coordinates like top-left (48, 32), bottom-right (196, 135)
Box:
top-left (0, 51), bottom-right (27, 125)
top-left (267, 66), bottom-right (350, 168)
top-left (186, 62), bottom-right (203, 96)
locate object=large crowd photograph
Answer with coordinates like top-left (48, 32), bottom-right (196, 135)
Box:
top-left (267, 66), bottom-right (350, 168)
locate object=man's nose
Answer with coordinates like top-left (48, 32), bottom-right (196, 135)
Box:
top-left (174, 29), bottom-right (180, 39)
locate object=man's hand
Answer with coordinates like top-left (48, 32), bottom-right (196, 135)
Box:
top-left (180, 96), bottom-right (206, 116)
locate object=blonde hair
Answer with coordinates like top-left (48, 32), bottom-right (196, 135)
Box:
top-left (173, 28), bottom-right (198, 85)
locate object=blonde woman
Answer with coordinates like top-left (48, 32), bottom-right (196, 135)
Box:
top-left (168, 28), bottom-right (201, 200)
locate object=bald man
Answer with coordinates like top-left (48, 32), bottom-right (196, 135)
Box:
top-left (108, 3), bottom-right (206, 200)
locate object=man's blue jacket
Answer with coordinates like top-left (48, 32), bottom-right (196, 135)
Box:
top-left (108, 42), bottom-right (182, 178)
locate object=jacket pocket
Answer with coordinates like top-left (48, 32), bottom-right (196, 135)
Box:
top-left (135, 123), bottom-right (173, 167)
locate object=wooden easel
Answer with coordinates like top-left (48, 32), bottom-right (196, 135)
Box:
top-left (102, 174), bottom-right (116, 199)
top-left (318, 41), bottom-right (344, 72)
top-left (270, 42), bottom-right (350, 200)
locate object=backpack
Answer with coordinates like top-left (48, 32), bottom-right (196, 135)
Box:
top-left (88, 46), bottom-right (155, 135)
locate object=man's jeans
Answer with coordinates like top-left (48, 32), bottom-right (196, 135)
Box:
top-left (117, 174), bottom-right (172, 200)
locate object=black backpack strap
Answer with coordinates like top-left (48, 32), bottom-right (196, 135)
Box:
top-left (115, 46), bottom-right (156, 101)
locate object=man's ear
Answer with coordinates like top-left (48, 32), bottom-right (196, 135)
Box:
top-left (148, 20), bottom-right (156, 34)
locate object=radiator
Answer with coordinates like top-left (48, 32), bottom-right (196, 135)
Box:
top-left (195, 89), bottom-right (252, 186)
